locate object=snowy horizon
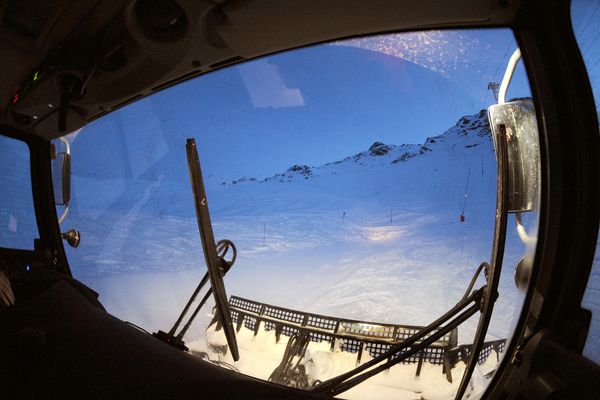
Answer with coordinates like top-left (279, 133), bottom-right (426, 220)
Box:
top-left (61, 103), bottom-right (534, 399)
top-left (66, 106), bottom-right (528, 337)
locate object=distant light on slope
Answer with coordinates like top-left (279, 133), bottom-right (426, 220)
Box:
top-left (362, 226), bottom-right (406, 242)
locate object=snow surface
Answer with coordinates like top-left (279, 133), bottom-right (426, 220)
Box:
top-left (63, 109), bottom-right (537, 398)
top-left (188, 324), bottom-right (502, 400)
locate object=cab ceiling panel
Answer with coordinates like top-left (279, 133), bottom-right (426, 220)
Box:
top-left (0, 0), bottom-right (128, 136)
top-left (217, 0), bottom-right (519, 57)
top-left (0, 0), bottom-right (521, 140)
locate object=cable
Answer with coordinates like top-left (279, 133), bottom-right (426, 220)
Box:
top-left (481, 39), bottom-right (514, 106)
top-left (581, 28), bottom-right (600, 57)
top-left (125, 321), bottom-right (151, 336)
top-left (460, 262), bottom-right (489, 302)
top-left (269, 332), bottom-right (311, 389)
top-left (194, 351), bottom-right (240, 373)
top-left (494, 39), bottom-right (515, 81)
top-left (587, 57), bottom-right (600, 74)
top-left (461, 166), bottom-right (471, 215)
top-left (576, 2), bottom-right (600, 39)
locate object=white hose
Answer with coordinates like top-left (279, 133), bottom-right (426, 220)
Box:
top-left (516, 213), bottom-right (536, 247)
top-left (58, 136), bottom-right (71, 155)
top-left (58, 204), bottom-right (69, 225)
top-left (498, 48), bottom-right (522, 105)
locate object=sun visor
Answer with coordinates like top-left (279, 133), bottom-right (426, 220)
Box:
top-left (487, 99), bottom-right (540, 213)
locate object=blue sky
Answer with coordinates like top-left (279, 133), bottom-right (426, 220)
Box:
top-left (82, 28), bottom-right (529, 180)
top-left (77, 8), bottom-right (600, 181)
top-left (572, 0), bottom-right (600, 101)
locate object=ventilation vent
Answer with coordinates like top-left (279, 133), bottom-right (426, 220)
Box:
top-left (2, 0), bottom-right (54, 39)
top-left (134, 0), bottom-right (187, 42)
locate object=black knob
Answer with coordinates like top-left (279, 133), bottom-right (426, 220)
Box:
top-left (61, 228), bottom-right (80, 248)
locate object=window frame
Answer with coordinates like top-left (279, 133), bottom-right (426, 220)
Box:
top-left (0, 0), bottom-right (598, 395)
top-left (485, 0), bottom-right (600, 397)
top-left (0, 125), bottom-right (71, 276)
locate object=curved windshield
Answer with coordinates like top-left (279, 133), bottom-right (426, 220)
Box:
top-left (0, 136), bottom-right (38, 250)
top-left (58, 28), bottom-right (536, 399)
top-left (572, 0), bottom-right (600, 365)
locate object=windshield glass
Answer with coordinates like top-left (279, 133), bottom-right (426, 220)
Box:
top-left (572, 0), bottom-right (600, 365)
top-left (0, 136), bottom-right (38, 250)
top-left (58, 28), bottom-right (535, 399)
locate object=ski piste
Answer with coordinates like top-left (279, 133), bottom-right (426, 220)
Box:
top-left (157, 43), bottom-right (547, 394)
top-left (148, 95), bottom-right (521, 399)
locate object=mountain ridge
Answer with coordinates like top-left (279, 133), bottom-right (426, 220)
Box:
top-left (219, 108), bottom-right (492, 187)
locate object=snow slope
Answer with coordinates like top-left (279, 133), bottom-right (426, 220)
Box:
top-left (67, 107), bottom-right (530, 337)
top-left (195, 109), bottom-right (525, 341)
top-left (188, 323), bottom-right (502, 400)
top-left (64, 108), bottom-right (534, 398)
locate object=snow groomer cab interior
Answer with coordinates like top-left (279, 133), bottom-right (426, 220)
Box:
top-left (1, 0), bottom-right (599, 399)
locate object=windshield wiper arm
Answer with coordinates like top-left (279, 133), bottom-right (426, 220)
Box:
top-left (185, 138), bottom-right (240, 361)
top-left (319, 302), bottom-right (483, 397)
top-left (314, 109), bottom-right (510, 398)
top-left (310, 274), bottom-right (486, 397)
top-left (169, 240), bottom-right (236, 341)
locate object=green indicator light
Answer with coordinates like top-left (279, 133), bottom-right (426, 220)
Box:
top-left (33, 71), bottom-right (39, 82)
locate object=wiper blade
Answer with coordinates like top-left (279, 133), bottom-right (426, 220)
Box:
top-left (185, 138), bottom-right (240, 361)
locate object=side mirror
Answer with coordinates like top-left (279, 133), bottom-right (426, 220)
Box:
top-left (487, 99), bottom-right (540, 213)
top-left (52, 151), bottom-right (71, 206)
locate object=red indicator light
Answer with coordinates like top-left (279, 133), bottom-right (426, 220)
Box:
top-left (12, 93), bottom-right (19, 104)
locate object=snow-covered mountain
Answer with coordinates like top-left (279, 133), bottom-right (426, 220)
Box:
top-left (220, 109), bottom-right (491, 187)
top-left (205, 108), bottom-right (495, 226)
top-left (194, 109), bottom-right (514, 335)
